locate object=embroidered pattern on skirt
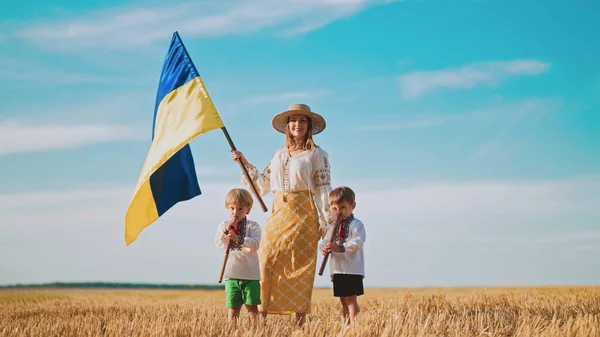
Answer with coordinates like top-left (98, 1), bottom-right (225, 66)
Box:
top-left (258, 190), bottom-right (319, 314)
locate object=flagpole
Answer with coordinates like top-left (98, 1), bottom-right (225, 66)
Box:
top-left (221, 127), bottom-right (268, 213)
top-left (171, 32), bottom-right (267, 213)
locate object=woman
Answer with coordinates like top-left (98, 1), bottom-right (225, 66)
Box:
top-left (231, 103), bottom-right (332, 326)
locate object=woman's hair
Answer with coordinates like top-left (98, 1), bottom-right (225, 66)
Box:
top-left (225, 188), bottom-right (254, 208)
top-left (284, 115), bottom-right (318, 151)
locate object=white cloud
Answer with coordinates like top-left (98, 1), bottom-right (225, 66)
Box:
top-left (351, 175), bottom-right (600, 221)
top-left (239, 89), bottom-right (331, 107)
top-left (0, 187), bottom-right (131, 211)
top-left (577, 245), bottom-right (600, 251)
top-left (470, 97), bottom-right (563, 160)
top-left (0, 121), bottom-right (144, 155)
top-left (218, 89), bottom-right (331, 118)
top-left (13, 91), bottom-right (153, 123)
top-left (241, 91), bottom-right (321, 106)
top-left (0, 57), bottom-right (136, 86)
top-left (511, 231), bottom-right (600, 244)
top-left (359, 118), bottom-right (445, 131)
top-left (355, 96), bottom-right (558, 134)
top-left (15, 0), bottom-right (395, 50)
top-left (1, 175), bottom-right (599, 286)
top-left (397, 60), bottom-right (549, 99)
top-left (0, 174), bottom-right (234, 212)
top-left (195, 165), bottom-right (239, 177)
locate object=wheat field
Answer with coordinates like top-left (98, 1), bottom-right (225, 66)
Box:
top-left (1, 286), bottom-right (599, 336)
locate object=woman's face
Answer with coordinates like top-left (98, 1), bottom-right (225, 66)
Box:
top-left (288, 114), bottom-right (309, 139)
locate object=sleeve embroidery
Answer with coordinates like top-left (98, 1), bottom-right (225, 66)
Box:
top-left (262, 163), bottom-right (271, 181)
top-left (241, 160), bottom-right (271, 196)
top-left (314, 153), bottom-right (331, 187)
top-left (340, 219), bottom-right (366, 253)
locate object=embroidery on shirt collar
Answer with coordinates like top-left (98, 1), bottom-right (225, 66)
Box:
top-left (229, 217), bottom-right (247, 251)
top-left (335, 214), bottom-right (354, 245)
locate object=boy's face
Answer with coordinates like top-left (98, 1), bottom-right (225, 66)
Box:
top-left (330, 200), bottom-right (356, 222)
top-left (226, 204), bottom-right (251, 221)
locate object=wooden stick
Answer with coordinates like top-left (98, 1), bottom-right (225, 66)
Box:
top-left (217, 246), bottom-right (231, 284)
top-left (218, 217), bottom-right (239, 283)
top-left (221, 127), bottom-right (268, 213)
top-left (318, 213), bottom-right (343, 276)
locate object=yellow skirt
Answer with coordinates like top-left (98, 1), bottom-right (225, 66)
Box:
top-left (258, 190), bottom-right (320, 315)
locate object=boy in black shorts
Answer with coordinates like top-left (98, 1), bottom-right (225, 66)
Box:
top-left (319, 186), bottom-right (367, 325)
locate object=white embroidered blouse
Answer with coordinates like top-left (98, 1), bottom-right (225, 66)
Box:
top-left (318, 216), bottom-right (366, 277)
top-left (241, 146), bottom-right (332, 230)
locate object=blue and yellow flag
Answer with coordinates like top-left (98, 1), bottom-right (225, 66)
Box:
top-left (125, 32), bottom-right (225, 245)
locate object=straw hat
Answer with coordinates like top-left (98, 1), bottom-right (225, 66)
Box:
top-left (271, 103), bottom-right (326, 135)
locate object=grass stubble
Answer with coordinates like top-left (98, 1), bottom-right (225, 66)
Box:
top-left (1, 286), bottom-right (599, 336)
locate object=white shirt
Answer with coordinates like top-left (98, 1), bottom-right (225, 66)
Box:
top-left (241, 146), bottom-right (332, 230)
top-left (318, 216), bottom-right (366, 277)
top-left (214, 218), bottom-right (261, 281)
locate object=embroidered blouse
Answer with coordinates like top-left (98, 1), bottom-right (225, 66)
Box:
top-left (318, 216), bottom-right (366, 277)
top-left (241, 146), bottom-right (332, 230)
top-left (214, 217), bottom-right (262, 281)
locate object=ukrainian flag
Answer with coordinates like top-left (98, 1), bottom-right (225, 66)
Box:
top-left (125, 32), bottom-right (224, 245)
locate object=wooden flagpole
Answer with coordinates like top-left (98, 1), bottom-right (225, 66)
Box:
top-left (172, 32), bottom-right (266, 213)
top-left (221, 127), bottom-right (268, 213)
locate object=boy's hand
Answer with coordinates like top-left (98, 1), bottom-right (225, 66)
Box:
top-left (321, 243), bottom-right (331, 256)
top-left (331, 243), bottom-right (344, 253)
top-left (226, 215), bottom-right (239, 231)
top-left (227, 231), bottom-right (240, 243)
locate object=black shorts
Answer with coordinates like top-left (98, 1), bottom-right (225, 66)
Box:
top-left (332, 274), bottom-right (364, 297)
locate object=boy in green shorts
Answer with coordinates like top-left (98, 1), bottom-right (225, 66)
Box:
top-left (215, 188), bottom-right (262, 323)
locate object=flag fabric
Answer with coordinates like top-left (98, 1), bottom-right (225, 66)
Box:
top-left (125, 31), bottom-right (225, 245)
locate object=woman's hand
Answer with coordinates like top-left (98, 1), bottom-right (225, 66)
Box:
top-left (231, 150), bottom-right (248, 166)
top-left (319, 228), bottom-right (327, 239)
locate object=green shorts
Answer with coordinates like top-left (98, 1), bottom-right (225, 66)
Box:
top-left (225, 279), bottom-right (261, 308)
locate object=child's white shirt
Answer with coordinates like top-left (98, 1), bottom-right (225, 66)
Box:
top-left (215, 218), bottom-right (261, 281)
top-left (318, 216), bottom-right (366, 277)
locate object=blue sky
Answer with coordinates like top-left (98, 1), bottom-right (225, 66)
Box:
top-left (1, 0), bottom-right (599, 287)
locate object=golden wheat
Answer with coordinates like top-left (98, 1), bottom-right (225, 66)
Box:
top-left (1, 287), bottom-right (599, 336)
